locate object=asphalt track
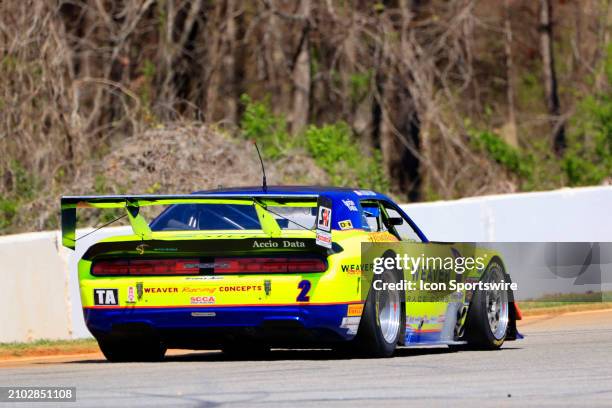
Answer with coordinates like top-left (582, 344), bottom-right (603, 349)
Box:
top-left (1, 309), bottom-right (612, 407)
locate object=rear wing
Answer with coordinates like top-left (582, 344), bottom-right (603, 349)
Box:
top-left (60, 194), bottom-right (321, 250)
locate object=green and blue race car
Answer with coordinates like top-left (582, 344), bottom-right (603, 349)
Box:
top-left (61, 186), bottom-right (521, 361)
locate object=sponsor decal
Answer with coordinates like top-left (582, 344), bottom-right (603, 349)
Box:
top-left (144, 287), bottom-right (178, 294)
top-left (315, 196), bottom-right (333, 248)
top-left (317, 206), bottom-right (332, 232)
top-left (264, 279), bottom-right (271, 296)
top-left (136, 282), bottom-right (143, 300)
top-left (127, 286), bottom-right (135, 303)
top-left (341, 263), bottom-right (374, 274)
top-left (93, 289), bottom-right (118, 306)
top-left (135, 244), bottom-right (149, 255)
top-left (283, 240), bottom-right (306, 248)
top-left (182, 287), bottom-right (217, 294)
top-left (354, 189), bottom-right (376, 196)
top-left (316, 231), bottom-right (332, 249)
top-left (342, 199), bottom-right (358, 212)
top-left (340, 316), bottom-right (361, 334)
top-left (252, 240), bottom-right (306, 248)
top-left (347, 304), bottom-right (364, 316)
top-left (338, 219), bottom-right (353, 230)
top-left (219, 285), bottom-right (263, 292)
top-left (190, 296), bottom-right (215, 305)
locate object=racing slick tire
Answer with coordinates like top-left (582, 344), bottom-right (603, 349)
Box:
top-left (460, 258), bottom-right (510, 350)
top-left (98, 339), bottom-right (167, 362)
top-left (222, 343), bottom-right (271, 359)
top-left (355, 255), bottom-right (405, 358)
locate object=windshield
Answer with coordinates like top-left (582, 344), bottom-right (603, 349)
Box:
top-left (150, 204), bottom-right (317, 231)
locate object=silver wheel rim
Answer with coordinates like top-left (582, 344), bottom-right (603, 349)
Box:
top-left (485, 265), bottom-right (509, 340)
top-left (377, 272), bottom-right (401, 344)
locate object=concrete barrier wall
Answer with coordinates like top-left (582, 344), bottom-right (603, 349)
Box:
top-left (0, 227), bottom-right (132, 342)
top-left (0, 232), bottom-right (72, 342)
top-left (400, 186), bottom-right (612, 242)
top-left (0, 186), bottom-right (610, 342)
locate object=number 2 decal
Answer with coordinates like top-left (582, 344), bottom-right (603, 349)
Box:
top-left (296, 280), bottom-right (311, 302)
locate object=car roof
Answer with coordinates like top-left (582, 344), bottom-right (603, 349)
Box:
top-left (193, 185), bottom-right (392, 202)
top-left (186, 186), bottom-right (427, 241)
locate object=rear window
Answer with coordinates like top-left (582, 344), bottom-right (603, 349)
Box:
top-left (150, 204), bottom-right (317, 231)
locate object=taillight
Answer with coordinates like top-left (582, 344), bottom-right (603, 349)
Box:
top-left (92, 259), bottom-right (200, 276)
top-left (214, 258), bottom-right (327, 274)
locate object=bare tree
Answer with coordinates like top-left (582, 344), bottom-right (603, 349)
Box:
top-left (539, 0), bottom-right (565, 155)
top-left (503, 0), bottom-right (518, 148)
top-left (290, 0), bottom-right (312, 134)
top-left (4, 0), bottom-right (612, 233)
top-left (378, 0), bottom-right (423, 201)
top-left (206, 0), bottom-right (240, 124)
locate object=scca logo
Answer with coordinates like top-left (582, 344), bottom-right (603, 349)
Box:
top-left (94, 289), bottom-right (118, 306)
top-left (190, 296), bottom-right (215, 305)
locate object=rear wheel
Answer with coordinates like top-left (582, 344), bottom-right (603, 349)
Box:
top-left (222, 343), bottom-right (271, 359)
top-left (355, 264), bottom-right (404, 357)
top-left (462, 259), bottom-right (509, 349)
top-left (98, 339), bottom-right (166, 362)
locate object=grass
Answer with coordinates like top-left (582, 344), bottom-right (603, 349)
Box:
top-left (520, 302), bottom-right (612, 317)
top-left (519, 291), bottom-right (612, 316)
top-left (520, 301), bottom-right (612, 310)
top-left (520, 291), bottom-right (612, 308)
top-left (0, 338), bottom-right (98, 359)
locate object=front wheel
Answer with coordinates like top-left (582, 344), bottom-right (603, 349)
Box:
top-left (355, 265), bottom-right (404, 358)
top-left (462, 259), bottom-right (510, 349)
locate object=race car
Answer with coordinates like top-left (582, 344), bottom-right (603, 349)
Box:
top-left (61, 186), bottom-right (521, 361)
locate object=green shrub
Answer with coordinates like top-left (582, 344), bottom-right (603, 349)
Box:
top-left (563, 96), bottom-right (612, 185)
top-left (0, 198), bottom-right (18, 230)
top-left (563, 43), bottom-right (612, 186)
top-left (239, 94), bottom-right (291, 159)
top-left (0, 161), bottom-right (38, 232)
top-left (305, 122), bottom-right (389, 191)
top-left (468, 127), bottom-right (533, 179)
top-left (239, 94), bottom-right (389, 192)
top-left (11, 160), bottom-right (37, 200)
top-left (349, 70), bottom-right (372, 103)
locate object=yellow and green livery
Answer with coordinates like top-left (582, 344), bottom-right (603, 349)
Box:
top-left (61, 186), bottom-right (521, 361)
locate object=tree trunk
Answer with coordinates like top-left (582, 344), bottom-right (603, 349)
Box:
top-left (539, 0), bottom-right (566, 156)
top-left (377, 0), bottom-right (422, 201)
top-left (223, 0), bottom-right (238, 125)
top-left (380, 73), bottom-right (421, 201)
top-left (503, 0), bottom-right (518, 148)
top-left (206, 0), bottom-right (238, 124)
top-left (290, 0), bottom-right (311, 135)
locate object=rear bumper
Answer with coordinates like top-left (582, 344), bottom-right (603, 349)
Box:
top-left (84, 303), bottom-right (358, 348)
